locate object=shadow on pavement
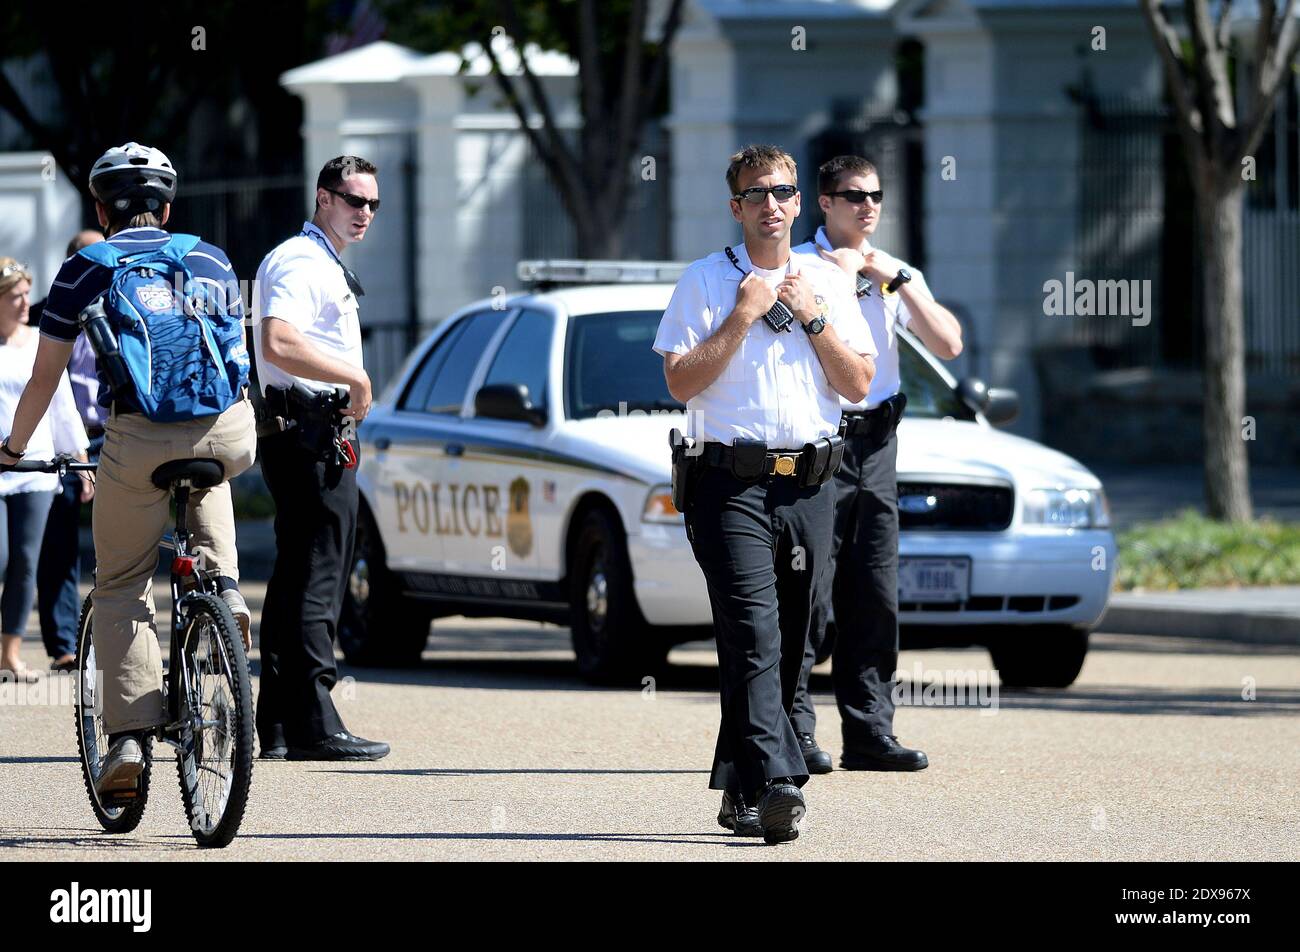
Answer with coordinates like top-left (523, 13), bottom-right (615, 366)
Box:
top-left (0, 756), bottom-right (79, 764)
top-left (233, 830), bottom-right (767, 847)
top-left (308, 767), bottom-right (709, 776)
top-left (0, 829), bottom-right (193, 853)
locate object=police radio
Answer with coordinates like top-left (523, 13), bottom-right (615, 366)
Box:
top-left (724, 246), bottom-right (795, 333)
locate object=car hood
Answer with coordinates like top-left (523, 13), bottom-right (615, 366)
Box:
top-left (557, 414), bottom-right (1104, 490)
top-left (557, 413), bottom-right (686, 484)
top-left (897, 418), bottom-right (1102, 489)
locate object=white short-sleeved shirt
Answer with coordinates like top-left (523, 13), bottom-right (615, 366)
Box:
top-left (653, 243), bottom-right (876, 449)
top-left (252, 221), bottom-right (364, 394)
top-left (0, 333), bottom-right (89, 496)
top-left (793, 225), bottom-right (934, 410)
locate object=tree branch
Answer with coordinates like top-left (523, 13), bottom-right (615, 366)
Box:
top-left (1139, 0), bottom-right (1206, 141)
top-left (479, 28), bottom-right (587, 224)
top-left (609, 0), bottom-right (649, 201)
top-left (1215, 0), bottom-right (1233, 49)
top-left (1185, 0), bottom-right (1237, 137)
top-left (1238, 0), bottom-right (1300, 162)
top-left (632, 0), bottom-right (685, 140)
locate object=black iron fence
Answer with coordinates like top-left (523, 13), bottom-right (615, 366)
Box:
top-left (1072, 94), bottom-right (1300, 378)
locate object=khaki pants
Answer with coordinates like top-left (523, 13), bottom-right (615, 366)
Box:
top-left (92, 399), bottom-right (256, 734)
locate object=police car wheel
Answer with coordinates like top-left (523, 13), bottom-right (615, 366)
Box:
top-left (339, 505), bottom-right (431, 667)
top-left (568, 507), bottom-right (663, 684)
top-left (987, 626), bottom-right (1089, 688)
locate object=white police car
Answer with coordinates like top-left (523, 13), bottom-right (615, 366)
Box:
top-left (342, 261), bottom-right (1115, 687)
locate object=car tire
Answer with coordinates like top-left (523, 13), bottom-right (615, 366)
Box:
top-left (568, 507), bottom-right (666, 684)
top-left (987, 625), bottom-right (1089, 688)
top-left (339, 504), bottom-right (431, 667)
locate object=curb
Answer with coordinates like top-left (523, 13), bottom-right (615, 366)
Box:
top-left (1097, 603), bottom-right (1300, 646)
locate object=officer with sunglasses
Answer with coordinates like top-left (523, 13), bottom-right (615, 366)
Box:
top-left (249, 155), bottom-right (390, 762)
top-left (654, 145), bottom-right (877, 843)
top-left (790, 155), bottom-right (964, 773)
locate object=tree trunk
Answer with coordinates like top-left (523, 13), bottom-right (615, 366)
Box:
top-left (1195, 178), bottom-right (1253, 522)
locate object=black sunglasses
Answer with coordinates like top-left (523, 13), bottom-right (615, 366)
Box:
top-left (326, 187), bottom-right (381, 213)
top-left (826, 188), bottom-right (884, 205)
top-left (732, 185), bottom-right (799, 204)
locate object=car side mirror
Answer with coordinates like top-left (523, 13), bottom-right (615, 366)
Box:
top-left (956, 377), bottom-right (990, 414)
top-left (475, 383), bottom-right (546, 427)
top-left (957, 377), bottom-right (1019, 426)
top-left (983, 387), bottom-right (1020, 426)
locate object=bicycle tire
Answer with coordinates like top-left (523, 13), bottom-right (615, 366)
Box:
top-left (72, 594), bottom-right (153, 833)
top-left (173, 592), bottom-right (254, 848)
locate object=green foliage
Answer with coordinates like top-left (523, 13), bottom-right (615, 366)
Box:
top-left (1117, 510), bottom-right (1300, 590)
top-left (0, 2), bottom-right (341, 192)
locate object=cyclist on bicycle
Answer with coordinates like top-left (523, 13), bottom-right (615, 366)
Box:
top-left (0, 142), bottom-right (256, 797)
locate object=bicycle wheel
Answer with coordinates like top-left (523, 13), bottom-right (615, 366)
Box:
top-left (72, 593), bottom-right (153, 833)
top-left (173, 592), bottom-right (254, 848)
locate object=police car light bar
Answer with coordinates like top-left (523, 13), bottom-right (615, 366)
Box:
top-left (517, 259), bottom-right (688, 286)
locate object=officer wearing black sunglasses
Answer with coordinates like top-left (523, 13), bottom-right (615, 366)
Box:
top-left (654, 145), bottom-right (877, 842)
top-left (249, 155), bottom-right (390, 762)
top-left (791, 155), bottom-right (964, 773)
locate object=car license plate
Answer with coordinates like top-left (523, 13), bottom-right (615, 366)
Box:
top-left (898, 557), bottom-right (970, 603)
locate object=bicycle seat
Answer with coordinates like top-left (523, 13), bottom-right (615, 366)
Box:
top-left (150, 458), bottom-right (225, 491)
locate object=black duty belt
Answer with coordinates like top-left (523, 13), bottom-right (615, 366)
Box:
top-left (702, 442), bottom-right (808, 478)
top-left (842, 392), bottom-right (907, 441)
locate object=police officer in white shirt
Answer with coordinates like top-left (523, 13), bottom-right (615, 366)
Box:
top-left (654, 145), bottom-right (877, 843)
top-left (790, 154), bottom-right (964, 773)
top-left (251, 155), bottom-right (389, 762)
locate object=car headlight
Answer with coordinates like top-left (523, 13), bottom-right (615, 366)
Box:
top-left (643, 485), bottom-right (682, 523)
top-left (1022, 487), bottom-right (1110, 529)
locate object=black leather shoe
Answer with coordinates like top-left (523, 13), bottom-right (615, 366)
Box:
top-left (797, 732), bottom-right (833, 774)
top-left (840, 734), bottom-right (929, 771)
top-left (285, 731), bottom-right (390, 762)
top-left (717, 791), bottom-right (762, 837)
top-left (259, 744), bottom-right (287, 760)
top-left (757, 778), bottom-right (805, 844)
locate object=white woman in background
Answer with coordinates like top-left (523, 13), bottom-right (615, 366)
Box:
top-left (0, 257), bottom-right (90, 681)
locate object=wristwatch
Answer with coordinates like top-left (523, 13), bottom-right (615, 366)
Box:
top-left (854, 273), bottom-right (873, 299)
top-left (884, 267), bottom-right (913, 295)
top-left (0, 438), bottom-right (24, 460)
top-left (803, 315), bottom-right (827, 335)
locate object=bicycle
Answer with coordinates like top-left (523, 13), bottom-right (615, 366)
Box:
top-left (15, 454), bottom-right (255, 848)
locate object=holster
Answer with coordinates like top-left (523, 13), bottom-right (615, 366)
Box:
top-left (669, 428), bottom-right (699, 515)
top-left (265, 386), bottom-right (350, 462)
top-left (798, 434), bottom-right (846, 488)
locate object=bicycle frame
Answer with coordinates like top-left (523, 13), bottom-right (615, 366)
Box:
top-left (160, 479), bottom-right (223, 736)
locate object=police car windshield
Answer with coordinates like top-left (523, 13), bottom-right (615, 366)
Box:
top-left (898, 336), bottom-right (977, 420)
top-left (565, 310), bottom-right (685, 420)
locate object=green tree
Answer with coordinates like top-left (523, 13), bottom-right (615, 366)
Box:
top-left (383, 0), bottom-right (685, 257)
top-left (1138, 0), bottom-right (1299, 521)
top-left (0, 3), bottom-right (338, 210)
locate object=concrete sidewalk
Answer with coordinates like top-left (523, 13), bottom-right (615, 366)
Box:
top-left (1099, 586), bottom-right (1300, 645)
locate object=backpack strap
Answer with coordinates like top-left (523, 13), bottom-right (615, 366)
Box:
top-left (76, 242), bottom-right (125, 268)
top-left (161, 233), bottom-right (202, 260)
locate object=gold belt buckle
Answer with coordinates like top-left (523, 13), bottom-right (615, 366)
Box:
top-left (772, 455), bottom-right (797, 477)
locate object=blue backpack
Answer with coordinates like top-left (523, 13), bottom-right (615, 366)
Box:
top-left (78, 234), bottom-right (249, 422)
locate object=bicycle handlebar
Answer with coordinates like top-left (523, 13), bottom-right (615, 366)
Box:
top-left (8, 455), bottom-right (98, 474)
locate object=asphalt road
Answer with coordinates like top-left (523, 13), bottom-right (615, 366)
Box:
top-left (2, 583), bottom-right (1297, 861)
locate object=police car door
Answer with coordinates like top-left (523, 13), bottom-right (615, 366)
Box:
top-left (370, 309), bottom-right (501, 573)
top-left (443, 308), bottom-right (554, 583)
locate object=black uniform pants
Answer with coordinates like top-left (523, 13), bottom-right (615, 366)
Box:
top-left (791, 429), bottom-right (900, 745)
top-left (686, 466), bottom-right (833, 800)
top-left (255, 430), bottom-right (357, 747)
